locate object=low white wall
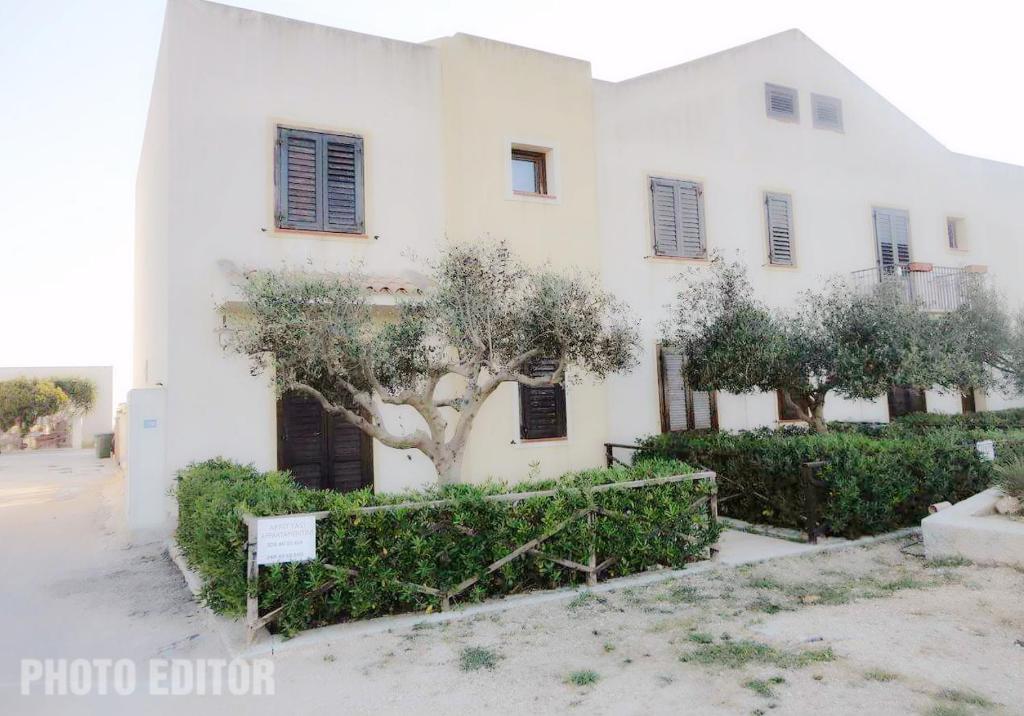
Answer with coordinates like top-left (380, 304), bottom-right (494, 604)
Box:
top-left (923, 488), bottom-right (1024, 568)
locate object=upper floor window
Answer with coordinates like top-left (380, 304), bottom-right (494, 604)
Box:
top-left (765, 83), bottom-right (799, 122)
top-left (275, 127), bottom-right (364, 234)
top-left (947, 217), bottom-right (964, 250)
top-left (650, 177), bottom-right (706, 259)
top-left (511, 147), bottom-right (548, 195)
top-left (811, 93), bottom-right (843, 131)
top-left (764, 192), bottom-right (794, 265)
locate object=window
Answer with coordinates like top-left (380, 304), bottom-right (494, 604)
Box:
top-left (765, 192), bottom-right (794, 265)
top-left (873, 207), bottom-right (911, 267)
top-left (947, 218), bottom-right (964, 250)
top-left (511, 148), bottom-right (548, 195)
top-left (765, 83), bottom-right (799, 121)
top-left (888, 385), bottom-right (927, 418)
top-left (777, 390), bottom-right (803, 422)
top-left (518, 358), bottom-right (566, 440)
top-left (811, 93), bottom-right (843, 131)
top-left (658, 345), bottom-right (717, 432)
top-left (275, 127), bottom-right (364, 234)
top-left (650, 177), bottom-right (706, 258)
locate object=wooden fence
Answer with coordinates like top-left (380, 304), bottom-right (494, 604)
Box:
top-left (241, 470), bottom-right (718, 639)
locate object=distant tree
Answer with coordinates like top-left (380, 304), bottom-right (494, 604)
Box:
top-left (223, 242), bottom-right (639, 484)
top-left (665, 259), bottom-right (932, 433)
top-left (52, 377), bottom-right (96, 416)
top-left (0, 378), bottom-right (69, 434)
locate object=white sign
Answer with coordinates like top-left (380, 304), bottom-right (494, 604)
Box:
top-left (976, 440), bottom-right (996, 462)
top-left (256, 515), bottom-right (317, 565)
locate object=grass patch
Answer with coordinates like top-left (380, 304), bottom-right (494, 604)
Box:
top-left (748, 575), bottom-right (783, 590)
top-left (568, 591), bottom-right (606, 611)
top-left (663, 584), bottom-right (702, 603)
top-left (566, 669), bottom-right (600, 686)
top-left (603, 642), bottom-right (616, 653)
top-left (863, 669), bottom-right (899, 682)
top-left (937, 688), bottom-right (993, 708)
top-left (927, 705), bottom-right (971, 716)
top-left (744, 676), bottom-right (786, 698)
top-left (688, 632), bottom-right (715, 644)
top-left (459, 646), bottom-right (499, 672)
top-left (925, 556), bottom-right (973, 569)
top-left (679, 639), bottom-right (835, 669)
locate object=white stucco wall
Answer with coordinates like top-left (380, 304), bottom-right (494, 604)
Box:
top-left (595, 29), bottom-right (1024, 444)
top-left (0, 365), bottom-right (114, 447)
top-left (136, 5), bottom-right (1024, 530)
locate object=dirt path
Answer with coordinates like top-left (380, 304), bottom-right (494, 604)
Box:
top-left (2, 450), bottom-right (1021, 714)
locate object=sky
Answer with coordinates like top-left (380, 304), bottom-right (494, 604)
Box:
top-left (1, 0), bottom-right (1022, 409)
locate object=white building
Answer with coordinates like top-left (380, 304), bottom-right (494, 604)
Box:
top-left (132, 0), bottom-right (1024, 530)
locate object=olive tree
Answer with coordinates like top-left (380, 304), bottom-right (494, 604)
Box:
top-left (665, 259), bottom-right (932, 433)
top-left (224, 242), bottom-right (639, 484)
top-left (0, 378), bottom-right (69, 434)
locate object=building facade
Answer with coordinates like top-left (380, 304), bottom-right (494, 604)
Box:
top-left (133, 0), bottom-right (1024, 529)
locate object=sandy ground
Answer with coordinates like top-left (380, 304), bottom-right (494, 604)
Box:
top-left (1, 450), bottom-right (1022, 715)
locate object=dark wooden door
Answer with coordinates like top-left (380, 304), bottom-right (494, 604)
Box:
top-left (277, 392), bottom-right (373, 492)
top-left (887, 385), bottom-right (927, 419)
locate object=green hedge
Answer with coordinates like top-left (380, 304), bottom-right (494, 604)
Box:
top-left (890, 408), bottom-right (1024, 432)
top-left (635, 430), bottom-right (992, 538)
top-left (176, 458), bottom-right (719, 635)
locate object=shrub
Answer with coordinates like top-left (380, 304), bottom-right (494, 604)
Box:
top-left (176, 458), bottom-right (719, 635)
top-left (891, 408), bottom-right (1024, 432)
top-left (635, 430), bottom-right (991, 537)
top-left (993, 455), bottom-right (1024, 500)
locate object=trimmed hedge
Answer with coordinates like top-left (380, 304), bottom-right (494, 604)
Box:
top-left (890, 408), bottom-right (1024, 432)
top-left (635, 430), bottom-right (992, 538)
top-left (176, 458), bottom-right (719, 635)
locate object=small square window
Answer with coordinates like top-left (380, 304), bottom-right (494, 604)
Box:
top-left (511, 148), bottom-right (548, 195)
top-left (811, 93), bottom-right (843, 131)
top-left (947, 218), bottom-right (964, 249)
top-left (765, 83), bottom-right (799, 122)
top-left (777, 390), bottom-right (804, 422)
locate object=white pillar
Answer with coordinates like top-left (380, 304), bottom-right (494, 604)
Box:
top-left (126, 387), bottom-right (170, 532)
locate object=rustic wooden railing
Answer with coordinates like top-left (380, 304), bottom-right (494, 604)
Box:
top-left (241, 470), bottom-right (718, 639)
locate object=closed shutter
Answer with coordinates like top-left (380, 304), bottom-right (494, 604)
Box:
top-left (651, 177), bottom-right (706, 258)
top-left (323, 135), bottom-right (364, 233)
top-left (873, 207), bottom-right (911, 267)
top-left (276, 127), bottom-right (364, 234)
top-left (519, 358), bottom-right (567, 440)
top-left (659, 347), bottom-right (689, 432)
top-left (887, 385), bottom-right (926, 418)
top-left (765, 192), bottom-right (794, 265)
top-left (278, 392), bottom-right (373, 493)
top-left (659, 345), bottom-right (717, 432)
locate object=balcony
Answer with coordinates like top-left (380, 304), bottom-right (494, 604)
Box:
top-left (849, 263), bottom-right (984, 312)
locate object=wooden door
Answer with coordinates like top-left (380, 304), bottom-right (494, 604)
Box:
top-left (277, 392), bottom-right (373, 492)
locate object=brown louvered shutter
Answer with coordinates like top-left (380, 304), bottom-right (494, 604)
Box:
top-left (276, 127), bottom-right (364, 234)
top-left (324, 135), bottom-right (364, 233)
top-left (277, 128), bottom-right (322, 230)
top-left (765, 192), bottom-right (794, 265)
top-left (651, 177), bottom-right (706, 258)
top-left (519, 358), bottom-right (567, 440)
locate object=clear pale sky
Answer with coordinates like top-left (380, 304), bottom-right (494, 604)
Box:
top-left (1, 0), bottom-right (1022, 406)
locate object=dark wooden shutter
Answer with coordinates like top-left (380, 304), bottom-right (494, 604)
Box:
top-left (765, 192), bottom-right (794, 265)
top-left (519, 358), bottom-right (567, 440)
top-left (323, 135), bottom-right (364, 233)
top-left (874, 208), bottom-right (911, 267)
top-left (887, 385), bottom-right (926, 418)
top-left (651, 177), bottom-right (705, 258)
top-left (277, 129), bottom-right (322, 231)
top-left (278, 392), bottom-right (373, 492)
top-left (276, 127), bottom-right (364, 234)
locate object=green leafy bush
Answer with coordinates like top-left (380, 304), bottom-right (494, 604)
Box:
top-left (993, 455), bottom-right (1024, 500)
top-left (635, 430), bottom-right (991, 537)
top-left (890, 408), bottom-right (1024, 432)
top-left (176, 458), bottom-right (719, 635)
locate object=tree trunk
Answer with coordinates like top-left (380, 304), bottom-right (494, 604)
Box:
top-left (433, 447), bottom-right (465, 485)
top-left (808, 402), bottom-right (828, 434)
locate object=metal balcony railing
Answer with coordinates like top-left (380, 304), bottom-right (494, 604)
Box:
top-left (849, 263), bottom-right (979, 312)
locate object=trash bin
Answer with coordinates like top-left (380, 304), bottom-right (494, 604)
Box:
top-left (95, 432), bottom-right (114, 459)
